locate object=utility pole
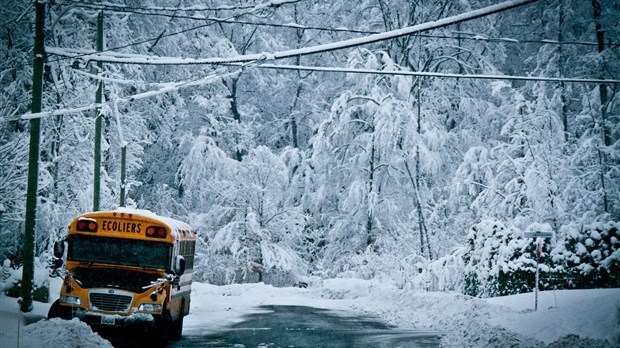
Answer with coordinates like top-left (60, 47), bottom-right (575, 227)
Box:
top-left (93, 11), bottom-right (103, 211)
top-left (120, 145), bottom-right (126, 207)
top-left (21, 0), bottom-right (45, 313)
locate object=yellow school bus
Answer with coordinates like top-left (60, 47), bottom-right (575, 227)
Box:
top-left (48, 209), bottom-right (196, 339)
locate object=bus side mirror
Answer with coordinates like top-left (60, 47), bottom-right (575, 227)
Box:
top-left (53, 241), bottom-right (65, 258)
top-left (174, 255), bottom-right (185, 276)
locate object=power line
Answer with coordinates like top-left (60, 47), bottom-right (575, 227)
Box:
top-left (66, 4), bottom-right (374, 34)
top-left (247, 63), bottom-right (620, 84)
top-left (66, 59), bottom-right (620, 85)
top-left (20, 68), bottom-right (245, 121)
top-left (7, 0), bottom-right (275, 70)
top-left (9, 0), bottom-right (610, 72)
top-left (61, 0), bottom-right (305, 13)
top-left (57, 1), bottom-right (607, 48)
top-left (17, 60), bottom-right (617, 123)
top-left (51, 58), bottom-right (620, 86)
top-left (16, 0), bottom-right (618, 123)
top-left (47, 0), bottom-right (544, 66)
top-left (52, 2), bottom-right (618, 85)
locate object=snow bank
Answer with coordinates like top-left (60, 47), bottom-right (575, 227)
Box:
top-left (1, 277), bottom-right (110, 348)
top-left (19, 318), bottom-right (113, 348)
top-left (486, 289), bottom-right (619, 344)
top-left (0, 308), bottom-right (111, 348)
top-left (317, 278), bottom-right (617, 347)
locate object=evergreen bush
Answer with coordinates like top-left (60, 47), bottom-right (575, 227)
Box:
top-left (462, 220), bottom-right (619, 297)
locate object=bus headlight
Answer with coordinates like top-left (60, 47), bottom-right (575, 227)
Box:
top-left (137, 303), bottom-right (162, 313)
top-left (60, 295), bottom-right (82, 306)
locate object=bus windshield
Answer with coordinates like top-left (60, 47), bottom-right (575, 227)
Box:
top-left (67, 235), bottom-right (172, 270)
top-left (72, 267), bottom-right (160, 293)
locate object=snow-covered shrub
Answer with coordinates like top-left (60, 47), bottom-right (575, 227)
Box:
top-left (463, 219), bottom-right (554, 297)
top-left (1, 258), bottom-right (50, 302)
top-left (552, 222), bottom-right (619, 289)
top-left (463, 220), bottom-right (619, 297)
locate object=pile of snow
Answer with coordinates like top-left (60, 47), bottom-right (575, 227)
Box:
top-left (319, 279), bottom-right (617, 347)
top-left (1, 278), bottom-right (617, 347)
top-left (21, 318), bottom-right (112, 348)
top-left (0, 294), bottom-right (111, 348)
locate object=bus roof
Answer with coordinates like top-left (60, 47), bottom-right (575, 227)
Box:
top-left (79, 207), bottom-right (196, 240)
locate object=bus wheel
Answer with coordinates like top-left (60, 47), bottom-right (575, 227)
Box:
top-left (160, 309), bottom-right (183, 341)
top-left (47, 299), bottom-right (60, 319)
top-left (169, 315), bottom-right (183, 340)
top-left (47, 299), bottom-right (71, 320)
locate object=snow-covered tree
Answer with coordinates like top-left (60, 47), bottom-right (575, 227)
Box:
top-left (191, 146), bottom-right (306, 285)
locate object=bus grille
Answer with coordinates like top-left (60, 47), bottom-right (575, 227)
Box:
top-left (89, 291), bottom-right (133, 313)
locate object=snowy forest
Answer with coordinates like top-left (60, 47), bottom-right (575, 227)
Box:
top-left (0, 0), bottom-right (618, 298)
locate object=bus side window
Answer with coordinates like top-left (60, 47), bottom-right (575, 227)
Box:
top-left (190, 240), bottom-right (195, 269)
top-left (175, 239), bottom-right (195, 270)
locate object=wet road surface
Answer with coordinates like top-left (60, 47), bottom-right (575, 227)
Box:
top-left (170, 305), bottom-right (441, 348)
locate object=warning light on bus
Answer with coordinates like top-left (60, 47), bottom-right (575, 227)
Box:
top-left (146, 226), bottom-right (167, 239)
top-left (76, 219), bottom-right (97, 232)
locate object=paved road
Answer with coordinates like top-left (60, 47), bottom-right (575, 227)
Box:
top-left (170, 305), bottom-right (441, 348)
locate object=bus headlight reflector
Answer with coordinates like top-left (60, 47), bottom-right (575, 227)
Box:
top-left (137, 303), bottom-right (162, 313)
top-left (60, 295), bottom-right (82, 306)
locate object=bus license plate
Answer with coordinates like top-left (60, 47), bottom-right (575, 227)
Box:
top-left (101, 316), bottom-right (115, 325)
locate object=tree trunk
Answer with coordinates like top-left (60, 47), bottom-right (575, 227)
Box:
top-left (591, 0), bottom-right (610, 213)
top-left (289, 7), bottom-right (303, 149)
top-left (229, 76), bottom-right (244, 161)
top-left (558, 0), bottom-right (568, 140)
top-left (290, 75), bottom-right (301, 149)
top-left (366, 135), bottom-right (375, 247)
top-left (591, 0), bottom-right (610, 147)
top-left (406, 81), bottom-right (433, 260)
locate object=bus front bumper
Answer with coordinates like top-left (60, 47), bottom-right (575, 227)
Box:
top-left (69, 308), bottom-right (159, 328)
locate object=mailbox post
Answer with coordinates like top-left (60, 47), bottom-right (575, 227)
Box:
top-left (524, 231), bottom-right (554, 311)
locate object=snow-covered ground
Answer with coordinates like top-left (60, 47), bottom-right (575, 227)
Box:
top-left (1, 278), bottom-right (618, 347)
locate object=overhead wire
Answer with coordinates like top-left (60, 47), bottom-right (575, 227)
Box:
top-left (51, 0), bottom-right (614, 80)
top-left (7, 0), bottom-right (613, 72)
top-left (6, 0), bottom-right (618, 102)
top-left (60, 0), bottom-right (306, 13)
top-left (19, 66), bottom-right (252, 121)
top-left (44, 0), bottom-right (620, 86)
top-left (244, 63), bottom-right (620, 84)
top-left (46, 0), bottom-right (551, 66)
top-left (55, 0), bottom-right (608, 48)
top-left (42, 45), bottom-right (620, 85)
top-left (5, 0), bottom-right (299, 70)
